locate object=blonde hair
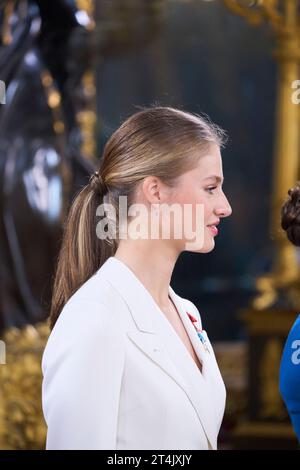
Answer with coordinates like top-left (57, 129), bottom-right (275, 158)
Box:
top-left (49, 106), bottom-right (227, 328)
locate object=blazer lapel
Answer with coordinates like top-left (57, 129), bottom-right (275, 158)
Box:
top-left (168, 285), bottom-right (210, 373)
top-left (98, 256), bottom-right (219, 449)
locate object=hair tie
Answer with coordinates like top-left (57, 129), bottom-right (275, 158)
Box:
top-left (89, 170), bottom-right (108, 195)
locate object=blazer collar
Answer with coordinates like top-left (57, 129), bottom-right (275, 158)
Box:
top-left (98, 255), bottom-right (160, 334)
top-left (97, 256), bottom-right (220, 449)
top-left (98, 257), bottom-right (206, 356)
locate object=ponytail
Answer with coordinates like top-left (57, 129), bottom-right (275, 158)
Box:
top-left (49, 177), bottom-right (116, 329)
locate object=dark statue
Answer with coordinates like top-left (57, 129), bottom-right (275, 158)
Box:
top-left (0, 0), bottom-right (96, 331)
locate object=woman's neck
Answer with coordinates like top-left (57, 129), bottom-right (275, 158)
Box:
top-left (114, 241), bottom-right (179, 310)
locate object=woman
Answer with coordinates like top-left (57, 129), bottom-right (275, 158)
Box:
top-left (41, 106), bottom-right (232, 450)
top-left (280, 184), bottom-right (300, 442)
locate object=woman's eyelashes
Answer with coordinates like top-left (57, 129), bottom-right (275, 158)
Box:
top-left (205, 186), bottom-right (217, 194)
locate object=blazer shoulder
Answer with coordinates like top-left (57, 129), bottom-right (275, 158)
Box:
top-left (42, 285), bottom-right (124, 375)
top-left (179, 296), bottom-right (202, 329)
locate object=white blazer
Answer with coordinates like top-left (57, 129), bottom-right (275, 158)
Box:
top-left (41, 256), bottom-right (226, 450)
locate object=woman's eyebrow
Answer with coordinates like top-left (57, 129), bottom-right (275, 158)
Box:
top-left (203, 175), bottom-right (224, 184)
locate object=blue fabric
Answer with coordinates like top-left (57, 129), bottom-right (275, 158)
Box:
top-left (279, 315), bottom-right (300, 442)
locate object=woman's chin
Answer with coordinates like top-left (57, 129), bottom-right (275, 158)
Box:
top-left (184, 238), bottom-right (215, 253)
top-left (198, 243), bottom-right (215, 254)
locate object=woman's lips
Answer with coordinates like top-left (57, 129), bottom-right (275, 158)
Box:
top-left (208, 225), bottom-right (219, 236)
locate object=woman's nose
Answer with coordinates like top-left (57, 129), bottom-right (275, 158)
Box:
top-left (216, 195), bottom-right (232, 218)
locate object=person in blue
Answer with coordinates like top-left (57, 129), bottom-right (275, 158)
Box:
top-left (279, 183), bottom-right (300, 442)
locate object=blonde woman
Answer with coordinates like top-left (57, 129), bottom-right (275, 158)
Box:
top-left (41, 106), bottom-right (232, 450)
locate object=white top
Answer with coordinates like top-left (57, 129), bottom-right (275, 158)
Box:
top-left (41, 256), bottom-right (226, 450)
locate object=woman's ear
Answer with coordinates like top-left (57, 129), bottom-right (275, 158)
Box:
top-left (141, 176), bottom-right (163, 204)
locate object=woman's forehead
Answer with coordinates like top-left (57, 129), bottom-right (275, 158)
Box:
top-left (189, 150), bottom-right (223, 180)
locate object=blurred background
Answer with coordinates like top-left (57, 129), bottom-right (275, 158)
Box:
top-left (0, 0), bottom-right (299, 450)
